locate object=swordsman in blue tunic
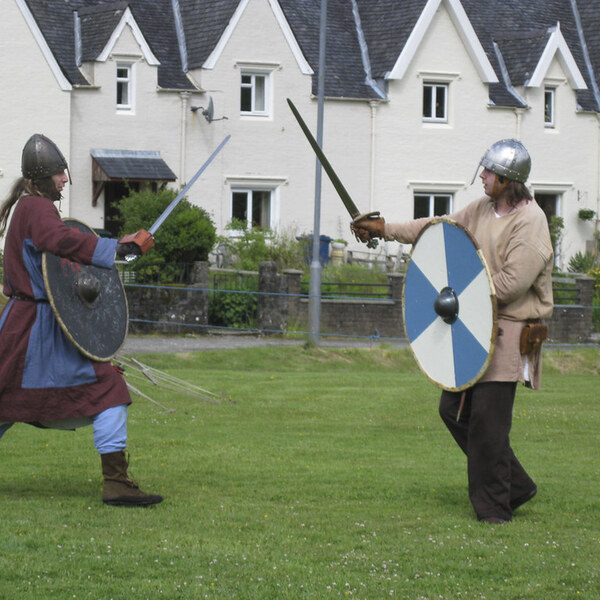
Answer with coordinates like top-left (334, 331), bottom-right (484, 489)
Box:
top-left (0, 133), bottom-right (162, 507)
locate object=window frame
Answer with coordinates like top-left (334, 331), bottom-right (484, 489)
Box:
top-left (230, 188), bottom-right (273, 231)
top-left (116, 61), bottom-right (135, 114)
top-left (240, 69), bottom-right (271, 117)
top-left (422, 82), bottom-right (448, 123)
top-left (413, 192), bottom-right (453, 219)
top-left (226, 178), bottom-right (286, 235)
top-left (544, 87), bottom-right (556, 128)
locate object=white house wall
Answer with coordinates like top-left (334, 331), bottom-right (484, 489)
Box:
top-left (520, 56), bottom-right (599, 268)
top-left (193, 0), bottom-right (377, 242)
top-left (0, 0), bottom-right (72, 218)
top-left (367, 3), bottom-right (505, 257)
top-left (188, 0), bottom-right (317, 237)
top-left (70, 25), bottom-right (185, 230)
top-left (2, 0), bottom-right (599, 268)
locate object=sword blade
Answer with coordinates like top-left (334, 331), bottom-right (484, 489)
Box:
top-left (148, 135), bottom-right (231, 235)
top-left (287, 98), bottom-right (360, 219)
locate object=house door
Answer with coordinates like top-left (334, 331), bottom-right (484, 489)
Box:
top-left (104, 181), bottom-right (141, 237)
top-left (534, 193), bottom-right (560, 263)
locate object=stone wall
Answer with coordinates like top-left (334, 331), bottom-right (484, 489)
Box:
top-left (124, 262), bottom-right (596, 343)
top-left (547, 276), bottom-right (595, 343)
top-left (125, 262), bottom-right (209, 334)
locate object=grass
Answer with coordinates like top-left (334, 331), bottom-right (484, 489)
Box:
top-left (1, 345), bottom-right (599, 599)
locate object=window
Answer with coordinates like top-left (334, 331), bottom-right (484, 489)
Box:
top-left (231, 189), bottom-right (273, 229)
top-left (534, 192), bottom-right (561, 265)
top-left (423, 83), bottom-right (447, 122)
top-left (116, 62), bottom-right (134, 112)
top-left (544, 87), bottom-right (555, 128)
top-left (240, 71), bottom-right (269, 115)
top-left (414, 193), bottom-right (452, 219)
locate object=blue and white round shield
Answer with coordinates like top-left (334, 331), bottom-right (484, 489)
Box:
top-left (402, 218), bottom-right (497, 391)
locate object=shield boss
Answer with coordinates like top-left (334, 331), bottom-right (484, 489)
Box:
top-left (402, 218), bottom-right (497, 391)
top-left (43, 219), bottom-right (128, 361)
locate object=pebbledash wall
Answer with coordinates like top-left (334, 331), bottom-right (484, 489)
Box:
top-left (123, 262), bottom-right (595, 344)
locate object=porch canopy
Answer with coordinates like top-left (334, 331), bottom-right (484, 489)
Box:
top-left (91, 149), bottom-right (176, 205)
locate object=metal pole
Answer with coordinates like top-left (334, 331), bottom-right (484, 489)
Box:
top-left (308, 0), bottom-right (327, 345)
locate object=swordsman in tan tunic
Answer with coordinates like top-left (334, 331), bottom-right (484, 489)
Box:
top-left (352, 139), bottom-right (553, 523)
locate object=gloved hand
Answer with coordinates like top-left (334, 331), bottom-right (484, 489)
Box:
top-left (116, 241), bottom-right (142, 258)
top-left (350, 212), bottom-right (385, 243)
top-left (116, 230), bottom-right (154, 258)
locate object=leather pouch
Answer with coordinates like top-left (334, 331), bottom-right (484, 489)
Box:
top-left (520, 322), bottom-right (549, 356)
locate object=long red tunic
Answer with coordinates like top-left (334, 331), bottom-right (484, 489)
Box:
top-left (0, 195), bottom-right (131, 422)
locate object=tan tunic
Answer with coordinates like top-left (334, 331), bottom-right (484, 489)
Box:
top-left (385, 197), bottom-right (554, 389)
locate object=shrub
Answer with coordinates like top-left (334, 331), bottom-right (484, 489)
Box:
top-left (303, 262), bottom-right (388, 297)
top-left (208, 271), bottom-right (258, 329)
top-left (117, 187), bottom-right (216, 280)
top-left (217, 222), bottom-right (306, 272)
top-left (588, 265), bottom-right (600, 332)
top-left (549, 215), bottom-right (564, 251)
top-left (568, 250), bottom-right (597, 273)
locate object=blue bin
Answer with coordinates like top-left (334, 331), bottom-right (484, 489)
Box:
top-left (297, 235), bottom-right (332, 265)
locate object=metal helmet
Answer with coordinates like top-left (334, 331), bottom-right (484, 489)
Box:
top-left (21, 133), bottom-right (70, 181)
top-left (477, 138), bottom-right (531, 183)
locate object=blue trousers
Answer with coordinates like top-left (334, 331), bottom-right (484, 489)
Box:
top-left (0, 404), bottom-right (128, 454)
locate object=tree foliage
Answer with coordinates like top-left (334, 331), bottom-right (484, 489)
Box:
top-left (117, 187), bottom-right (216, 265)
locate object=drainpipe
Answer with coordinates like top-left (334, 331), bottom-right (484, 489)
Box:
top-left (513, 107), bottom-right (524, 139)
top-left (369, 100), bottom-right (378, 213)
top-left (179, 92), bottom-right (190, 185)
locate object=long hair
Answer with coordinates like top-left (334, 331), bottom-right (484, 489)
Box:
top-left (500, 179), bottom-right (533, 207)
top-left (0, 176), bottom-right (59, 238)
top-left (488, 176), bottom-right (533, 208)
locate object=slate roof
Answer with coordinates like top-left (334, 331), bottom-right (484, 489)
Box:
top-left (20, 0), bottom-right (600, 111)
top-left (91, 149), bottom-right (177, 181)
top-left (461, 0), bottom-right (600, 111)
top-left (78, 2), bottom-right (129, 62)
top-left (178, 0), bottom-right (241, 70)
top-left (279, 0), bottom-right (383, 99)
top-left (25, 0), bottom-right (193, 90)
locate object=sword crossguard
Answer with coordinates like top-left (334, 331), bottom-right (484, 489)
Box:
top-left (119, 230), bottom-right (155, 254)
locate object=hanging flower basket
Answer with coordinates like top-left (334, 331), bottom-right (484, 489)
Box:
top-left (578, 208), bottom-right (596, 221)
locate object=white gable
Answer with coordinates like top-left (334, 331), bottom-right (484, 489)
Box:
top-left (386, 0), bottom-right (498, 83)
top-left (15, 0), bottom-right (72, 90)
top-left (526, 23), bottom-right (587, 89)
top-left (96, 6), bottom-right (159, 65)
top-left (203, 0), bottom-right (313, 75)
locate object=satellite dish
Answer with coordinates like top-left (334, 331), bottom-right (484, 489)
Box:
top-left (203, 97), bottom-right (214, 122)
top-left (190, 96), bottom-right (228, 123)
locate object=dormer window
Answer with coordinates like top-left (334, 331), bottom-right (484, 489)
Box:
top-left (116, 62), bottom-right (134, 113)
top-left (544, 87), bottom-right (555, 128)
top-left (423, 82), bottom-right (448, 122)
top-left (241, 71), bottom-right (268, 115)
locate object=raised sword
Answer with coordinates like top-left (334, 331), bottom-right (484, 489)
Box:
top-left (287, 98), bottom-right (379, 249)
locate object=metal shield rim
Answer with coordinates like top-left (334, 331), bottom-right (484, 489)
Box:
top-left (402, 217), bottom-right (498, 392)
top-left (42, 218), bottom-right (128, 362)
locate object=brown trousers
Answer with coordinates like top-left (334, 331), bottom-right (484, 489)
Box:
top-left (439, 382), bottom-right (535, 521)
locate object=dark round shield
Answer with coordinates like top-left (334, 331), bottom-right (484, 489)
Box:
top-left (402, 218), bottom-right (497, 391)
top-left (42, 219), bottom-right (128, 361)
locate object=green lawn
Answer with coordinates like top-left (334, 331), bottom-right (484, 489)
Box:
top-left (1, 345), bottom-right (598, 599)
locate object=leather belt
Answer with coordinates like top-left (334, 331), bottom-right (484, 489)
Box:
top-left (10, 295), bottom-right (49, 303)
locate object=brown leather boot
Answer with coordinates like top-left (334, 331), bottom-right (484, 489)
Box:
top-left (101, 450), bottom-right (163, 506)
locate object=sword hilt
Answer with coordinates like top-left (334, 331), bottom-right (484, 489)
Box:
top-left (351, 211), bottom-right (382, 249)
